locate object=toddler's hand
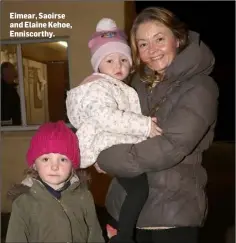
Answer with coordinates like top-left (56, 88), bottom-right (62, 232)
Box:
top-left (94, 162), bottom-right (107, 174)
top-left (149, 117), bottom-right (162, 138)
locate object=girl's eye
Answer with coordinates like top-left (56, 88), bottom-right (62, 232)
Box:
top-left (121, 59), bottom-right (128, 62)
top-left (42, 157), bottom-right (49, 162)
top-left (106, 60), bottom-right (112, 63)
top-left (61, 157), bottom-right (68, 162)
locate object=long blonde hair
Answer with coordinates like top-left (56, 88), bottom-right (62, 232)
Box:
top-left (130, 7), bottom-right (189, 86)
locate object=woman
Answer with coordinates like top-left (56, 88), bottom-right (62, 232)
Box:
top-left (97, 7), bottom-right (219, 243)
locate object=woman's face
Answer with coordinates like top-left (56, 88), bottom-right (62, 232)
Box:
top-left (136, 21), bottom-right (179, 73)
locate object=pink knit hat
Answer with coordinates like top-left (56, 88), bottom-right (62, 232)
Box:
top-left (26, 121), bottom-right (80, 169)
top-left (89, 18), bottom-right (132, 72)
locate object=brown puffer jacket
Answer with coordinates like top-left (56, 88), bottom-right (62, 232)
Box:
top-left (97, 31), bottom-right (219, 228)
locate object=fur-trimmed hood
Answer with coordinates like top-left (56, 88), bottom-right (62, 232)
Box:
top-left (7, 169), bottom-right (91, 201)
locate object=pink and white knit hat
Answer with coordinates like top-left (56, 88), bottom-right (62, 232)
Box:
top-left (26, 121), bottom-right (80, 169)
top-left (88, 18), bottom-right (132, 72)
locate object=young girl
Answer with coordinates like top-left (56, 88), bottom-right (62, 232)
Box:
top-left (66, 18), bottom-right (162, 243)
top-left (6, 121), bottom-right (104, 243)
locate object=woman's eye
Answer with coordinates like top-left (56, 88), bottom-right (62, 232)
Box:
top-left (61, 158), bottom-right (68, 162)
top-left (156, 37), bottom-right (164, 42)
top-left (121, 59), bottom-right (128, 62)
top-left (106, 60), bottom-right (112, 63)
top-left (139, 43), bottom-right (147, 48)
top-left (42, 158), bottom-right (49, 162)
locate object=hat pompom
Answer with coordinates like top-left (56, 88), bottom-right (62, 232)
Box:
top-left (96, 18), bottom-right (117, 32)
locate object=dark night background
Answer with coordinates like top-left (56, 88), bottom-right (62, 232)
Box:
top-left (136, 1), bottom-right (235, 142)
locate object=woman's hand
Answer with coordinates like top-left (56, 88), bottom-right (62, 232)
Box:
top-left (149, 117), bottom-right (162, 138)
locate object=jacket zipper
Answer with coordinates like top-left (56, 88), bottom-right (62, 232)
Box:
top-left (54, 197), bottom-right (74, 243)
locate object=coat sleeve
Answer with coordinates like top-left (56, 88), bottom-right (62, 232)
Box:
top-left (83, 190), bottom-right (105, 243)
top-left (82, 82), bottom-right (151, 137)
top-left (97, 78), bottom-right (219, 177)
top-left (6, 200), bottom-right (30, 242)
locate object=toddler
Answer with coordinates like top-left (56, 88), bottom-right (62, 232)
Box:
top-left (66, 18), bottom-right (162, 243)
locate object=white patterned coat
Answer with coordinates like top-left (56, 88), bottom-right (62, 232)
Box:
top-left (66, 73), bottom-right (151, 168)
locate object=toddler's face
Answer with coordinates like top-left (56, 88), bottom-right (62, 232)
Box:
top-left (34, 153), bottom-right (72, 190)
top-left (99, 53), bottom-right (131, 81)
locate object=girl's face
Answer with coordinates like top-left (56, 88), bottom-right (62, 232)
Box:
top-left (98, 53), bottom-right (131, 81)
top-left (34, 153), bottom-right (72, 190)
top-left (136, 21), bottom-right (179, 73)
